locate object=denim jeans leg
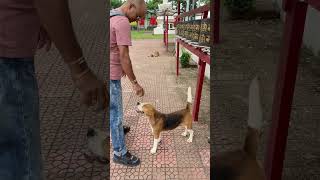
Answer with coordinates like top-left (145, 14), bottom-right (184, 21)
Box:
top-left (0, 58), bottom-right (43, 180)
top-left (109, 80), bottom-right (127, 156)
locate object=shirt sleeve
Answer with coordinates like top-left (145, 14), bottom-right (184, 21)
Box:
top-left (114, 18), bottom-right (132, 46)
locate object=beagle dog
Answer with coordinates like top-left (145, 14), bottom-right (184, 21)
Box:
top-left (137, 87), bottom-right (193, 154)
top-left (211, 77), bottom-right (266, 180)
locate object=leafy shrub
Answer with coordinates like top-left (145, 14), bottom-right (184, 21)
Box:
top-left (180, 49), bottom-right (191, 68)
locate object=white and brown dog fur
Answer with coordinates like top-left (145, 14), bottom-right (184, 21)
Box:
top-left (137, 87), bottom-right (193, 154)
top-left (212, 77), bottom-right (266, 180)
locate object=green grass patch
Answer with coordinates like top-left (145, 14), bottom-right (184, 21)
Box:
top-left (131, 30), bottom-right (175, 40)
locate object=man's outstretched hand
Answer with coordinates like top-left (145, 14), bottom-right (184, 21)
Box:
top-left (71, 69), bottom-right (109, 111)
top-left (133, 83), bottom-right (144, 97)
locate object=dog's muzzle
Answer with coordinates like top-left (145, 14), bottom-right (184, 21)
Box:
top-left (136, 102), bottom-right (144, 114)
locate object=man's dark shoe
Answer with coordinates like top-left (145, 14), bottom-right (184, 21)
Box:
top-left (123, 125), bottom-right (130, 135)
top-left (113, 151), bottom-right (140, 166)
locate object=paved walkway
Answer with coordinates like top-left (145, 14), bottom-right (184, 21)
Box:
top-left (35, 1), bottom-right (210, 179)
top-left (36, 0), bottom-right (109, 179)
top-left (212, 19), bottom-right (320, 179)
top-left (110, 40), bottom-right (210, 179)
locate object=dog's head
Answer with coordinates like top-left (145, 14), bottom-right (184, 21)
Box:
top-left (86, 128), bottom-right (109, 162)
top-left (136, 102), bottom-right (156, 118)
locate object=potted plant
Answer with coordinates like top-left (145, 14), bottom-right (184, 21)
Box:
top-left (180, 49), bottom-right (191, 68)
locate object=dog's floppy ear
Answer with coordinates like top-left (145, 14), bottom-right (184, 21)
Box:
top-left (143, 104), bottom-right (155, 117)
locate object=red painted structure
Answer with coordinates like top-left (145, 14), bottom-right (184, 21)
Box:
top-left (265, 0), bottom-right (320, 180)
top-left (139, 18), bottom-right (145, 26)
top-left (175, 1), bottom-right (220, 122)
top-left (163, 14), bottom-right (168, 49)
top-left (166, 15), bottom-right (169, 51)
top-left (149, 16), bottom-right (157, 26)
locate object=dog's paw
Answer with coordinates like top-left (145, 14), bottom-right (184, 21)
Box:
top-left (187, 138), bottom-right (193, 143)
top-left (150, 148), bottom-right (157, 154)
top-left (181, 131), bottom-right (187, 137)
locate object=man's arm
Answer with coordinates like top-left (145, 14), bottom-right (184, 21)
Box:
top-left (33, 0), bottom-right (109, 109)
top-left (118, 45), bottom-right (137, 83)
top-left (33, 0), bottom-right (84, 74)
top-left (119, 45), bottom-right (144, 97)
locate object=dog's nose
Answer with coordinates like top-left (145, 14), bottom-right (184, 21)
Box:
top-left (137, 102), bottom-right (140, 105)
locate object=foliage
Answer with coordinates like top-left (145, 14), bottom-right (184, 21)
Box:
top-left (198, 0), bottom-right (210, 5)
top-left (111, 0), bottom-right (123, 9)
top-left (146, 0), bottom-right (188, 14)
top-left (180, 49), bottom-right (191, 68)
top-left (147, 0), bottom-right (162, 12)
top-left (170, 0), bottom-right (187, 12)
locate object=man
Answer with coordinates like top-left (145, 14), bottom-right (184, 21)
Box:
top-left (110, 0), bottom-right (146, 166)
top-left (0, 0), bottom-right (108, 179)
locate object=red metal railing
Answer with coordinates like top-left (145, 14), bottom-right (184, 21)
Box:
top-left (163, 12), bottom-right (170, 51)
top-left (176, 5), bottom-right (210, 19)
top-left (175, 1), bottom-right (220, 122)
top-left (265, 0), bottom-right (318, 179)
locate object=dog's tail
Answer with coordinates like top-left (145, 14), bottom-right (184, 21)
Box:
top-left (186, 86), bottom-right (192, 110)
top-left (244, 76), bottom-right (263, 159)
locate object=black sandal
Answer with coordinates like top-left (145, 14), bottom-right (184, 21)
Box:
top-left (113, 151), bottom-right (140, 166)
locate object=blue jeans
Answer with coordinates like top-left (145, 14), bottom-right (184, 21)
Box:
top-left (0, 58), bottom-right (43, 180)
top-left (110, 80), bottom-right (127, 156)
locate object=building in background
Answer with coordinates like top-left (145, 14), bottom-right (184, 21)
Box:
top-left (272, 0), bottom-right (320, 56)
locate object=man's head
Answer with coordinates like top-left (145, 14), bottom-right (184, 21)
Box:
top-left (120, 0), bottom-right (147, 22)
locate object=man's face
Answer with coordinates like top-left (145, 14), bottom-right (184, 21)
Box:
top-left (127, 3), bottom-right (146, 23)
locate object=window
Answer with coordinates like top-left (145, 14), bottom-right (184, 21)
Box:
top-left (169, 23), bottom-right (175, 30)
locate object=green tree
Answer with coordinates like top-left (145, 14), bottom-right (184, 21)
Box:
top-left (170, 0), bottom-right (187, 13)
top-left (111, 0), bottom-right (123, 9)
top-left (147, 0), bottom-right (162, 12)
top-left (146, 0), bottom-right (209, 14)
top-left (198, 0), bottom-right (210, 5)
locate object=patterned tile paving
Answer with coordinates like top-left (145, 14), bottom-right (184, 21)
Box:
top-left (212, 19), bottom-right (320, 179)
top-left (109, 40), bottom-right (210, 179)
top-left (36, 1), bottom-right (210, 179)
top-left (37, 0), bottom-right (109, 179)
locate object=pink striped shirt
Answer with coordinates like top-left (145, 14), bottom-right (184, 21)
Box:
top-left (110, 14), bottom-right (132, 80)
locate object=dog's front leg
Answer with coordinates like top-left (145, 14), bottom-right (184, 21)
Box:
top-left (187, 129), bottom-right (194, 143)
top-left (150, 125), bottom-right (153, 134)
top-left (181, 126), bottom-right (188, 136)
top-left (150, 132), bottom-right (160, 154)
top-left (148, 122), bottom-right (153, 134)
